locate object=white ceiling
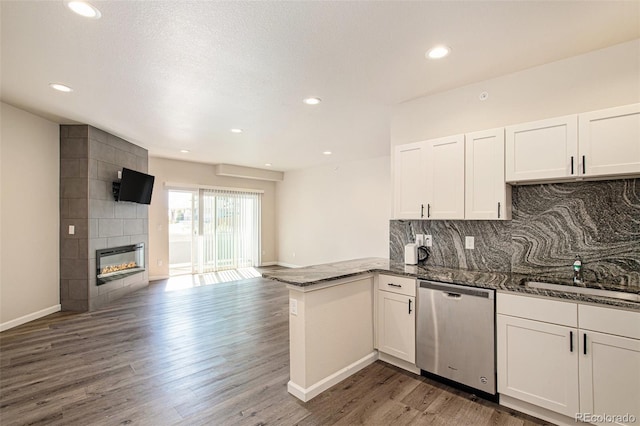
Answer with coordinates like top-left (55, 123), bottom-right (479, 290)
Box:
top-left (2, 1), bottom-right (639, 171)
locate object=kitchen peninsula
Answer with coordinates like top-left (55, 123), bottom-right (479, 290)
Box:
top-left (262, 257), bottom-right (640, 405)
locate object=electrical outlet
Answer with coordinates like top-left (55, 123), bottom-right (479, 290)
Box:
top-left (424, 235), bottom-right (432, 247)
top-left (68, 225), bottom-right (75, 235)
top-left (290, 298), bottom-right (298, 316)
top-left (465, 236), bottom-right (475, 250)
top-left (157, 259), bottom-right (163, 266)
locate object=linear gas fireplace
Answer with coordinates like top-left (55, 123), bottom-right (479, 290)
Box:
top-left (96, 243), bottom-right (145, 285)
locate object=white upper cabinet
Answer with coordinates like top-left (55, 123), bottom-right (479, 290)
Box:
top-left (465, 128), bottom-right (511, 220)
top-left (424, 134), bottom-right (465, 219)
top-left (579, 103), bottom-right (640, 178)
top-left (393, 142), bottom-right (427, 219)
top-left (505, 115), bottom-right (578, 183)
top-left (392, 102), bottom-right (639, 220)
top-left (506, 103), bottom-right (640, 183)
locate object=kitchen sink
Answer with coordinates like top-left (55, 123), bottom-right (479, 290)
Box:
top-left (524, 281), bottom-right (640, 303)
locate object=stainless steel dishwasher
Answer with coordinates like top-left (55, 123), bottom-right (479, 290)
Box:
top-left (416, 280), bottom-right (496, 395)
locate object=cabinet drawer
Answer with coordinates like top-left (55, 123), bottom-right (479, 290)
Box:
top-left (378, 274), bottom-right (416, 297)
top-left (579, 304), bottom-right (640, 339)
top-left (497, 292), bottom-right (577, 327)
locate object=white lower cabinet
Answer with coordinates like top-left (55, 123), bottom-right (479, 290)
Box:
top-left (497, 312), bottom-right (579, 416)
top-left (378, 291), bottom-right (415, 363)
top-left (579, 330), bottom-right (640, 426)
top-left (497, 293), bottom-right (640, 425)
top-left (578, 305), bottom-right (640, 426)
top-left (376, 274), bottom-right (416, 364)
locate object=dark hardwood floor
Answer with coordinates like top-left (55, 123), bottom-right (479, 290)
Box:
top-left (1, 275), bottom-right (549, 425)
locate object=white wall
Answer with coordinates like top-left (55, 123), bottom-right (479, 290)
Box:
top-left (276, 156), bottom-right (390, 267)
top-left (148, 157), bottom-right (277, 279)
top-left (392, 39), bottom-right (640, 146)
top-left (1, 102), bottom-right (60, 329)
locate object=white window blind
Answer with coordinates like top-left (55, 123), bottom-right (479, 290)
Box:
top-left (199, 188), bottom-right (261, 272)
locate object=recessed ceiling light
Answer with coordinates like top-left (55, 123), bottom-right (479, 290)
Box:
top-left (230, 128), bottom-right (243, 133)
top-left (65, 1), bottom-right (102, 19)
top-left (323, 151), bottom-right (332, 155)
top-left (426, 45), bottom-right (450, 59)
top-left (49, 83), bottom-right (73, 93)
top-left (303, 97), bottom-right (322, 105)
top-left (265, 163), bottom-right (272, 167)
top-left (180, 149), bottom-right (190, 153)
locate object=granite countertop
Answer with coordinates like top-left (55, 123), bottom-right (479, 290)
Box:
top-left (262, 257), bottom-right (640, 311)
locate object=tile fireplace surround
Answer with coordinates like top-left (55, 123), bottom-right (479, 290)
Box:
top-left (60, 124), bottom-right (149, 311)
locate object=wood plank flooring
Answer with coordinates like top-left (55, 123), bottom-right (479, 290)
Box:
top-left (1, 275), bottom-right (549, 425)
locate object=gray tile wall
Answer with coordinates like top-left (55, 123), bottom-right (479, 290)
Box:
top-left (60, 126), bottom-right (90, 311)
top-left (60, 125), bottom-right (149, 311)
top-left (390, 179), bottom-right (640, 289)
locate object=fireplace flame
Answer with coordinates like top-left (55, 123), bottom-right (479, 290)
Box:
top-left (101, 262), bottom-right (137, 275)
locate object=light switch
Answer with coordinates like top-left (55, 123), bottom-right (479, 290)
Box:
top-left (68, 225), bottom-right (75, 235)
top-left (465, 236), bottom-right (475, 250)
top-left (290, 298), bottom-right (298, 316)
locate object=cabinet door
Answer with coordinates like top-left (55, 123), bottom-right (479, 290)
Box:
top-left (465, 128), bottom-right (511, 220)
top-left (505, 115), bottom-right (578, 183)
top-left (424, 134), bottom-right (465, 219)
top-left (377, 291), bottom-right (415, 363)
top-left (394, 142), bottom-right (427, 219)
top-left (497, 315), bottom-right (579, 416)
top-left (579, 103), bottom-right (640, 178)
top-left (579, 331), bottom-right (640, 426)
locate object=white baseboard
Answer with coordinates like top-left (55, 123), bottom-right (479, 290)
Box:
top-left (0, 304), bottom-right (61, 332)
top-left (260, 261), bottom-right (278, 266)
top-left (500, 395), bottom-right (577, 426)
top-left (277, 261), bottom-right (302, 268)
top-left (149, 275), bottom-right (169, 281)
top-left (287, 351), bottom-right (377, 402)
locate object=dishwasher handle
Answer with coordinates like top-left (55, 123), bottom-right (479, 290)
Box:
top-left (419, 280), bottom-right (494, 299)
top-left (443, 292), bottom-right (462, 299)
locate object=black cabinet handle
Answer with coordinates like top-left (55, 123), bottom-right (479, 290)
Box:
top-left (408, 299), bottom-right (412, 314)
top-left (570, 156), bottom-right (574, 174)
top-left (582, 155), bottom-right (586, 174)
top-left (420, 204), bottom-right (424, 218)
top-left (498, 202), bottom-right (501, 219)
top-left (583, 333), bottom-right (587, 355)
top-left (387, 283), bottom-right (401, 288)
top-left (427, 203), bottom-right (431, 218)
top-left (570, 331), bottom-right (573, 352)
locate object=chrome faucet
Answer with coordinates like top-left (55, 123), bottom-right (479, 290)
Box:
top-left (573, 255), bottom-right (583, 284)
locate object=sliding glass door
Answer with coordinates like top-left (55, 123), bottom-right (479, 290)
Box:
top-left (168, 189), bottom-right (199, 276)
top-left (198, 189), bottom-right (261, 272)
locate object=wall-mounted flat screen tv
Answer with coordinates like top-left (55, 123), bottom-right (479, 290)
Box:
top-left (118, 168), bottom-right (155, 204)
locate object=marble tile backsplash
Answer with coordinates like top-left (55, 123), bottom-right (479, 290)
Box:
top-left (390, 178), bottom-right (640, 289)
